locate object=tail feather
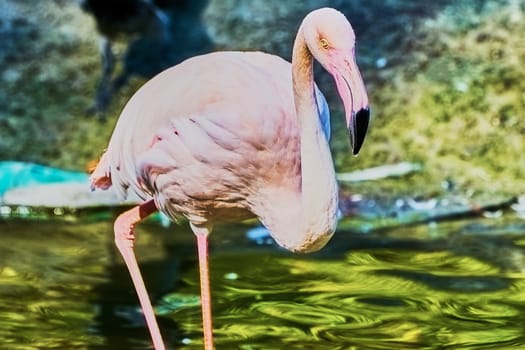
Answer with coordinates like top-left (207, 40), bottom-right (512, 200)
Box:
top-left (89, 151), bottom-right (112, 191)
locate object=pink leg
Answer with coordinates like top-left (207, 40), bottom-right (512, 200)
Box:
top-left (190, 223), bottom-right (214, 350)
top-left (114, 200), bottom-right (166, 350)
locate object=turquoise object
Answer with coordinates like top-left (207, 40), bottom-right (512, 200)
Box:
top-left (0, 161), bottom-right (88, 196)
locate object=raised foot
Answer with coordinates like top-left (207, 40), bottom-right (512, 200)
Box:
top-left (114, 200), bottom-right (166, 350)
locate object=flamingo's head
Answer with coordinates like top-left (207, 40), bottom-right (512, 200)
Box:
top-left (303, 8), bottom-right (370, 155)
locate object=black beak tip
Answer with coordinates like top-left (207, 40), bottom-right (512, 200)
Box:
top-left (351, 107), bottom-right (370, 155)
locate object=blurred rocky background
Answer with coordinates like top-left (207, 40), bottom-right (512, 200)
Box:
top-left (1, 0), bottom-right (524, 199)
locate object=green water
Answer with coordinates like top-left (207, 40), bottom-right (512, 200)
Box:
top-left (1, 214), bottom-right (525, 349)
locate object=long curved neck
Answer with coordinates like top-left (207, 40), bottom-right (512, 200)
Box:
top-left (252, 26), bottom-right (339, 253)
top-left (293, 27), bottom-right (338, 219)
top-left (281, 27), bottom-right (339, 251)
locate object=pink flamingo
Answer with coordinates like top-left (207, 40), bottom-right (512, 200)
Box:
top-left (90, 7), bottom-right (369, 350)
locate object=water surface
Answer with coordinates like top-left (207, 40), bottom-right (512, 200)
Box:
top-left (1, 213), bottom-right (525, 349)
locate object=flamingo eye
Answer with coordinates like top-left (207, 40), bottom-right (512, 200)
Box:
top-left (320, 38), bottom-right (329, 49)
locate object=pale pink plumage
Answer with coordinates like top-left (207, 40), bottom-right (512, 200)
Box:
top-left (91, 7), bottom-right (369, 350)
top-left (97, 52), bottom-right (301, 223)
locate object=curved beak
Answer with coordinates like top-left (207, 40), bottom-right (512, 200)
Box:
top-left (331, 52), bottom-right (370, 155)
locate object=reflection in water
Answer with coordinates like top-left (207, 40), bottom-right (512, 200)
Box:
top-left (1, 216), bottom-right (525, 349)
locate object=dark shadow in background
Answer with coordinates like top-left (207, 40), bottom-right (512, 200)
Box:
top-left (80, 0), bottom-right (213, 118)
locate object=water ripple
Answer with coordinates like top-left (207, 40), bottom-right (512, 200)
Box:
top-left (251, 301), bottom-right (347, 325)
